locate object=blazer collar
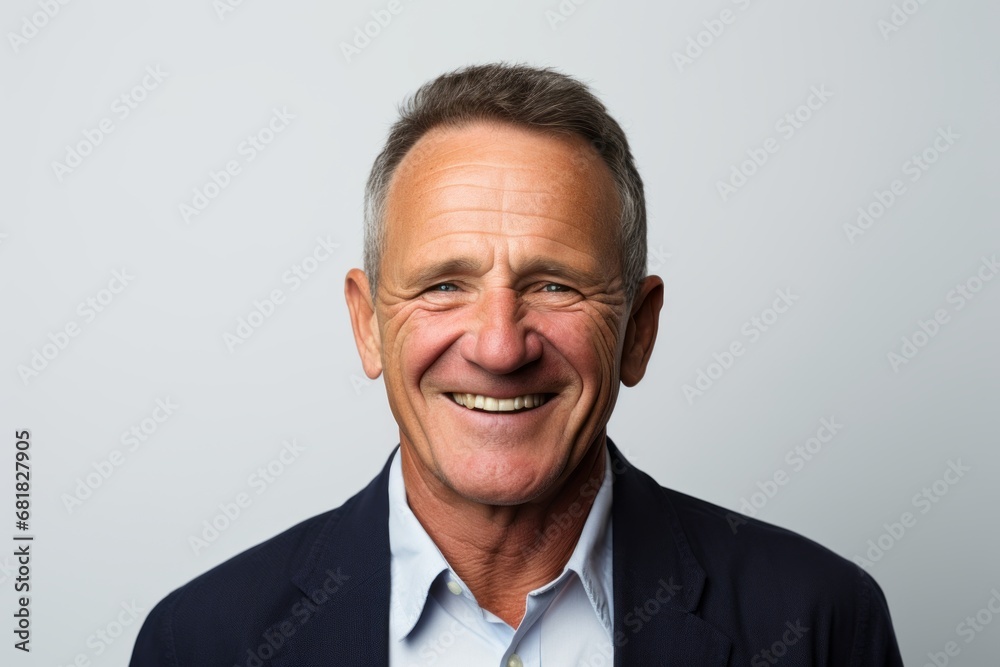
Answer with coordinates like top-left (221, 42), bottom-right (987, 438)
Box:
top-left (607, 439), bottom-right (732, 665)
top-left (288, 449), bottom-right (394, 664)
top-left (289, 439), bottom-right (731, 665)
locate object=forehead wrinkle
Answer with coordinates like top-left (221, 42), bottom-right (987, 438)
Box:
top-left (419, 183), bottom-right (568, 213)
top-left (416, 176), bottom-right (608, 231)
top-left (420, 207), bottom-right (611, 239)
top-left (423, 182), bottom-right (566, 197)
top-left (398, 139), bottom-right (616, 219)
top-left (424, 210), bottom-right (593, 225)
top-left (409, 230), bottom-right (609, 280)
top-left (416, 157), bottom-right (587, 196)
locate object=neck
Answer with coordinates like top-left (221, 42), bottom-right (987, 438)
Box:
top-left (400, 437), bottom-right (607, 629)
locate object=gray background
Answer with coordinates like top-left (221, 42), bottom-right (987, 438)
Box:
top-left (1, 0), bottom-right (998, 664)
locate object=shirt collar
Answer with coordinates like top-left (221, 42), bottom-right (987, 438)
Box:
top-left (387, 444), bottom-right (615, 641)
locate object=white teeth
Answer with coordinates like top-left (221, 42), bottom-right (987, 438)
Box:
top-left (450, 392), bottom-right (549, 412)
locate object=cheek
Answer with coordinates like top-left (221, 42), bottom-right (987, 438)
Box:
top-left (384, 309), bottom-right (462, 389)
top-left (533, 311), bottom-right (620, 381)
top-left (538, 311), bottom-right (617, 354)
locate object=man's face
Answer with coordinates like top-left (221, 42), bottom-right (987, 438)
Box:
top-left (346, 122), bottom-right (661, 506)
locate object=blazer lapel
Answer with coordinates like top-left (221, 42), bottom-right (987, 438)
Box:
top-left (608, 440), bottom-right (732, 666)
top-left (285, 448), bottom-right (395, 665)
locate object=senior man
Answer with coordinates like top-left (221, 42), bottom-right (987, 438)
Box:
top-left (131, 63), bottom-right (903, 665)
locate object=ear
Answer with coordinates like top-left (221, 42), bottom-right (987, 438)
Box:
top-left (344, 268), bottom-right (383, 379)
top-left (620, 275), bottom-right (664, 387)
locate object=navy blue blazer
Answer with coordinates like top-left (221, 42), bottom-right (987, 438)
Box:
top-left (131, 441), bottom-right (903, 665)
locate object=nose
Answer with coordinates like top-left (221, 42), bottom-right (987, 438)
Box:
top-left (463, 287), bottom-right (542, 375)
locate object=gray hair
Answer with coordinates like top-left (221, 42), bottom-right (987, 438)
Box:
top-left (363, 62), bottom-right (647, 305)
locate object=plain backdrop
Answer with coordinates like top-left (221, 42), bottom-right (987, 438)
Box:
top-left (1, 1), bottom-right (998, 664)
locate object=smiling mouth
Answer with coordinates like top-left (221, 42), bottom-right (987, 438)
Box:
top-left (449, 392), bottom-right (551, 412)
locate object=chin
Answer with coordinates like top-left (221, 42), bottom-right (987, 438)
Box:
top-left (439, 452), bottom-right (562, 506)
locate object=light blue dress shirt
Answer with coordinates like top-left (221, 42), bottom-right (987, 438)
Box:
top-left (387, 446), bottom-right (615, 667)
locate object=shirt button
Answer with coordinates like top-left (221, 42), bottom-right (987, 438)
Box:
top-left (446, 579), bottom-right (463, 595)
top-left (507, 654), bottom-right (523, 667)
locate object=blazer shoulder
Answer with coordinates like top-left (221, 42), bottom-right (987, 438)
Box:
top-left (178, 500), bottom-right (343, 600)
top-left (654, 484), bottom-right (902, 665)
top-left (130, 491), bottom-right (362, 665)
top-left (661, 484), bottom-right (858, 583)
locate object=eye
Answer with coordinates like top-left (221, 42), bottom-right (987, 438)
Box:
top-left (426, 283), bottom-right (459, 292)
top-left (541, 283), bottom-right (571, 292)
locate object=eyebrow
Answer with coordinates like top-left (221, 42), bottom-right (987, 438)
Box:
top-left (407, 257), bottom-right (485, 286)
top-left (516, 255), bottom-right (605, 286)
